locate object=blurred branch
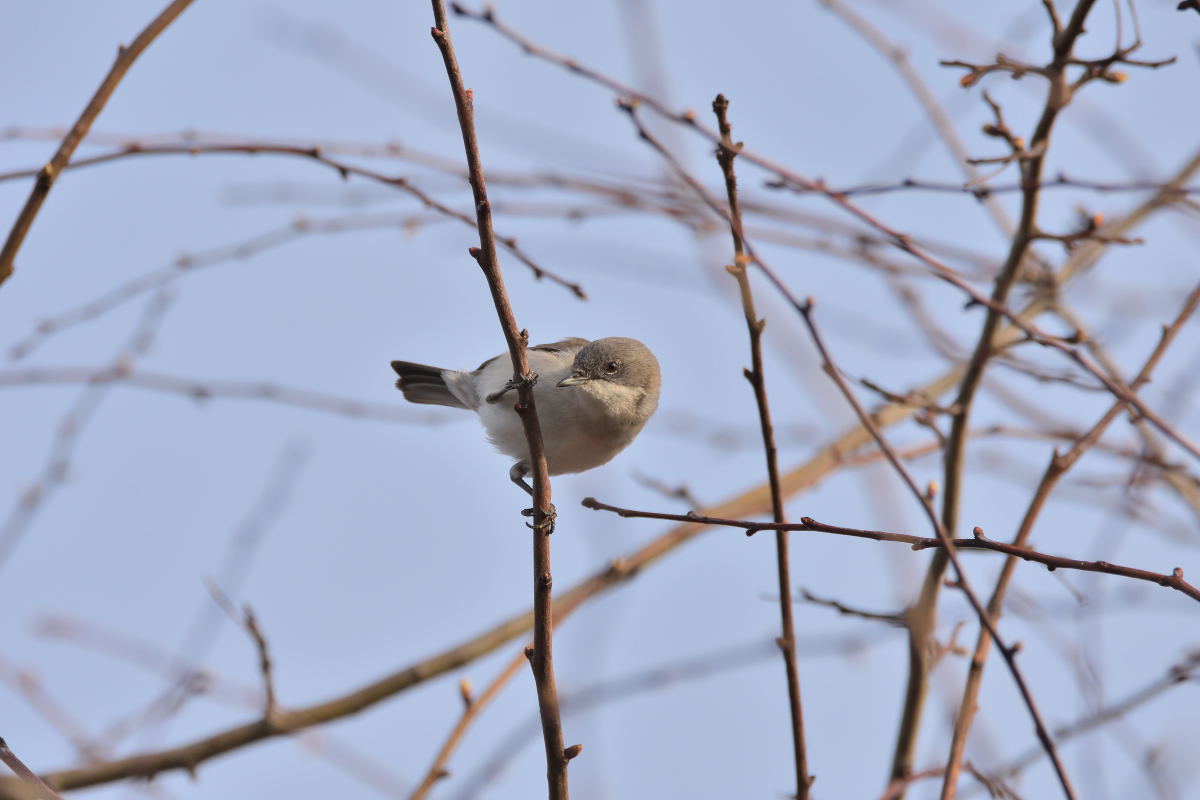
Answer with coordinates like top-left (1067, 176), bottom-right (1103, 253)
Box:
top-left (793, 589), bottom-right (907, 626)
top-left (711, 93), bottom-right (811, 797)
top-left (0, 656), bottom-right (99, 763)
top-left (629, 470), bottom-right (703, 509)
top-left (0, 0), bottom-right (195, 290)
top-left (1055, 302), bottom-right (1200, 529)
top-left (814, 0), bottom-right (1015, 237)
top-left (6, 211), bottom-right (442, 362)
top-left (0, 293), bottom-right (173, 573)
top-left (966, 652), bottom-right (1200, 796)
top-left (0, 366), bottom-right (447, 424)
top-left (37, 614), bottom-right (415, 796)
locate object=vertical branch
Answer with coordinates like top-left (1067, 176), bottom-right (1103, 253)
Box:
top-left (891, 0), bottom-right (1098, 788)
top-left (0, 0), bottom-right (195, 289)
top-left (712, 95), bottom-right (812, 797)
top-left (938, 281), bottom-right (1200, 799)
top-left (426, 4), bottom-right (570, 798)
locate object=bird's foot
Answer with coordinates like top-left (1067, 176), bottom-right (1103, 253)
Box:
top-left (522, 503), bottom-right (557, 534)
top-left (485, 371), bottom-right (539, 404)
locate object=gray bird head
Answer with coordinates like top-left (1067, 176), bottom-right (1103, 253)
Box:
top-left (557, 337), bottom-right (660, 422)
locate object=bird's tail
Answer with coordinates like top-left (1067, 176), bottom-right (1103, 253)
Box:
top-left (391, 361), bottom-right (469, 409)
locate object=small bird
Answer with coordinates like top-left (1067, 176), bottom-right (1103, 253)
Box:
top-left (391, 337), bottom-right (660, 504)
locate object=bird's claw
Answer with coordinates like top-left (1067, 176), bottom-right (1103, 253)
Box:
top-left (486, 371), bottom-right (539, 404)
top-left (522, 503), bottom-right (557, 534)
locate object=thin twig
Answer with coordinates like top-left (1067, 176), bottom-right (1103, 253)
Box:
top-left (0, 0), bottom-right (195, 289)
top-left (426, 3), bottom-right (568, 796)
top-left (580, 499), bottom-right (1200, 604)
top-left (407, 649), bottom-right (527, 800)
top-left (204, 583), bottom-right (280, 723)
top-left (793, 589), bottom-right (907, 626)
top-left (711, 93), bottom-right (811, 797)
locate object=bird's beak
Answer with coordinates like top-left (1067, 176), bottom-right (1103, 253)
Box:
top-left (557, 373), bottom-right (590, 387)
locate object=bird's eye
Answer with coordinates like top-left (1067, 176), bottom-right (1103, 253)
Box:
top-left (605, 361), bottom-right (620, 374)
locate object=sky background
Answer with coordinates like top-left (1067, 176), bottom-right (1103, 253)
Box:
top-left (2, 1), bottom-right (1199, 798)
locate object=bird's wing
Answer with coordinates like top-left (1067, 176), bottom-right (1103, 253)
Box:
top-left (530, 337), bottom-right (590, 354)
top-left (478, 338), bottom-right (589, 404)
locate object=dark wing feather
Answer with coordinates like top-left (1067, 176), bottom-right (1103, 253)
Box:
top-left (390, 360), bottom-right (469, 409)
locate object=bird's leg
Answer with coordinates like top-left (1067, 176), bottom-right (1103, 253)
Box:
top-left (511, 464), bottom-right (556, 534)
top-left (485, 370), bottom-right (538, 404)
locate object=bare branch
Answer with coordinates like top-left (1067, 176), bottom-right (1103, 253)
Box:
top-left (711, 93), bottom-right (811, 797)
top-left (426, 4), bottom-right (568, 795)
top-left (580, 499), bottom-right (1200, 604)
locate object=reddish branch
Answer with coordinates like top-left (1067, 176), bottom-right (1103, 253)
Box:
top-left (426, 2), bottom-right (570, 797)
top-left (0, 0), bottom-right (195, 290)
top-left (711, 94), bottom-right (811, 796)
top-left (408, 649), bottom-right (528, 800)
top-left (580, 499), bottom-right (1200, 604)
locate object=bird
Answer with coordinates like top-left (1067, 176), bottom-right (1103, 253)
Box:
top-left (391, 337), bottom-right (660, 516)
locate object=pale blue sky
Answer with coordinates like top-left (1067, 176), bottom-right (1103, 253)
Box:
top-left (1, 2), bottom-right (1199, 798)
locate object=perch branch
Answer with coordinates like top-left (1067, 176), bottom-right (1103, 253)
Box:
top-left (427, 3), bottom-right (567, 795)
